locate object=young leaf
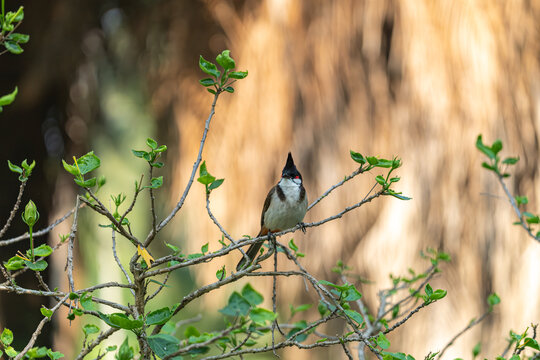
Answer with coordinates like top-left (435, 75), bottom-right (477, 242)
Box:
top-left (350, 150), bottom-right (366, 164)
top-left (216, 50), bottom-right (235, 71)
top-left (199, 55), bottom-right (220, 78)
top-left (242, 283), bottom-right (264, 306)
top-left (208, 178), bottom-right (224, 190)
top-left (1, 328), bottom-right (13, 345)
top-left (476, 135), bottom-right (495, 159)
top-left (0, 87), bottom-right (18, 107)
top-left (40, 306), bottom-right (53, 319)
top-left (146, 137), bottom-right (158, 150)
top-left (219, 292), bottom-right (251, 316)
top-left (147, 334), bottom-right (180, 358)
top-left (376, 332), bottom-right (390, 349)
top-left (228, 70), bottom-right (248, 79)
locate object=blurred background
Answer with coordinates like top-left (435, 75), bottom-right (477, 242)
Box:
top-left (0, 0), bottom-right (539, 359)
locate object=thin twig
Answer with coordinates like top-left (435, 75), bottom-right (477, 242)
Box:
top-left (155, 90), bottom-right (221, 234)
top-left (0, 180), bottom-right (26, 238)
top-left (66, 197), bottom-right (81, 294)
top-left (496, 174), bottom-right (539, 242)
top-left (14, 294), bottom-right (70, 360)
top-left (0, 204), bottom-right (80, 246)
top-left (437, 309), bottom-right (492, 359)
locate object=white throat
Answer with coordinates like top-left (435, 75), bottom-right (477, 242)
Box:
top-left (279, 177), bottom-right (302, 187)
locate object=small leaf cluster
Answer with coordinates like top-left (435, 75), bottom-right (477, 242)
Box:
top-left (350, 150), bottom-right (411, 200)
top-left (422, 284), bottom-right (447, 305)
top-left (132, 137), bottom-right (167, 169)
top-left (199, 50), bottom-right (248, 94)
top-left (0, 327), bottom-right (63, 359)
top-left (0, 4), bottom-right (29, 55)
top-left (3, 244), bottom-right (52, 272)
top-left (197, 161), bottom-right (224, 194)
top-left (477, 135), bottom-right (540, 239)
top-left (63, 152), bottom-right (103, 189)
top-left (476, 135), bottom-right (519, 177)
top-left (498, 326), bottom-right (540, 360)
top-left (7, 158), bottom-right (35, 182)
top-left (318, 280), bottom-right (364, 327)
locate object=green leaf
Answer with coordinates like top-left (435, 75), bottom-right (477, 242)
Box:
top-left (344, 309), bottom-right (363, 326)
top-left (487, 293), bottom-right (500, 307)
top-left (33, 244), bottom-right (53, 257)
top-left (7, 33), bottom-right (29, 43)
top-left (375, 175), bottom-right (386, 185)
top-left (62, 159), bottom-right (79, 176)
top-left (367, 156), bottom-right (379, 165)
top-left (288, 238), bottom-right (299, 251)
top-left (74, 177), bottom-right (97, 188)
top-left (523, 337), bottom-right (540, 350)
top-left (524, 212), bottom-right (539, 224)
top-left (76, 152), bottom-right (101, 175)
top-left (5, 41), bottom-right (23, 54)
top-left (199, 78), bottom-right (216, 87)
top-left (146, 304), bottom-right (179, 326)
top-left (197, 161), bottom-right (215, 185)
top-left (83, 324), bottom-right (100, 336)
top-left (98, 312), bottom-right (143, 330)
top-left (425, 284), bottom-right (433, 297)
top-left (146, 138), bottom-right (158, 150)
top-left (80, 292), bottom-right (94, 310)
top-left (116, 337), bottom-right (134, 360)
top-left (342, 284), bottom-right (362, 301)
top-left (132, 149), bottom-right (148, 158)
top-left (47, 349), bottom-right (65, 359)
top-left (224, 86), bottom-right (234, 93)
top-left (41, 306), bottom-right (53, 319)
top-left (241, 283), bottom-right (264, 306)
top-left (219, 292), bottom-right (251, 316)
top-left (376, 332), bottom-right (390, 349)
top-left (515, 196), bottom-right (528, 205)
top-left (201, 242), bottom-right (209, 254)
top-left (290, 304), bottom-right (312, 317)
top-left (0, 87), bottom-right (18, 107)
top-left (199, 55), bottom-right (220, 78)
top-left (491, 139), bottom-right (503, 154)
top-left (7, 160), bottom-right (22, 174)
top-left (216, 266), bottom-right (226, 280)
top-left (228, 70), bottom-right (248, 79)
top-left (69, 292), bottom-right (80, 300)
top-left (207, 88), bottom-right (216, 95)
top-left (208, 178), bottom-right (224, 190)
top-left (472, 342), bottom-right (481, 358)
top-left (502, 157), bottom-right (519, 165)
top-left (216, 50), bottom-right (236, 70)
top-left (476, 135), bottom-right (496, 159)
top-left (184, 325), bottom-right (200, 338)
top-left (249, 307), bottom-right (276, 325)
top-left (350, 150), bottom-right (366, 164)
top-left (1, 328), bottom-right (13, 345)
top-left (24, 260), bottom-right (48, 271)
top-left (430, 289), bottom-right (447, 300)
top-left (375, 159), bottom-right (394, 168)
top-left (147, 334), bottom-right (180, 358)
top-left (4, 346), bottom-right (17, 357)
top-left (145, 176), bottom-right (163, 189)
top-left (287, 321), bottom-right (309, 342)
top-left (4, 256), bottom-right (25, 270)
top-left (6, 7), bottom-right (24, 23)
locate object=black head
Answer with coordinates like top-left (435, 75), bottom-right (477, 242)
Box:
top-left (281, 152), bottom-right (302, 180)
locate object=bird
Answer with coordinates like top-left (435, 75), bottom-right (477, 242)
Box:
top-left (236, 152), bottom-right (308, 271)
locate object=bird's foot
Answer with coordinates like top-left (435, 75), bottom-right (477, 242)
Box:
top-left (299, 222), bottom-right (307, 234)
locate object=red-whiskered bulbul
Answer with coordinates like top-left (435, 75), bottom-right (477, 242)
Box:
top-left (236, 152), bottom-right (308, 271)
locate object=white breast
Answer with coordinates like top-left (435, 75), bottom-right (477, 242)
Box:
top-left (263, 178), bottom-right (308, 231)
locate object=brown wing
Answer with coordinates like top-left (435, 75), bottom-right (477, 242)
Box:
top-left (260, 186), bottom-right (276, 227)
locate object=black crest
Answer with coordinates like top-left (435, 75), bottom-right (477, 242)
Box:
top-left (282, 152), bottom-right (301, 179)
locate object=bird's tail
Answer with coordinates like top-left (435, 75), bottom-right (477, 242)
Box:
top-left (236, 228), bottom-right (268, 271)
